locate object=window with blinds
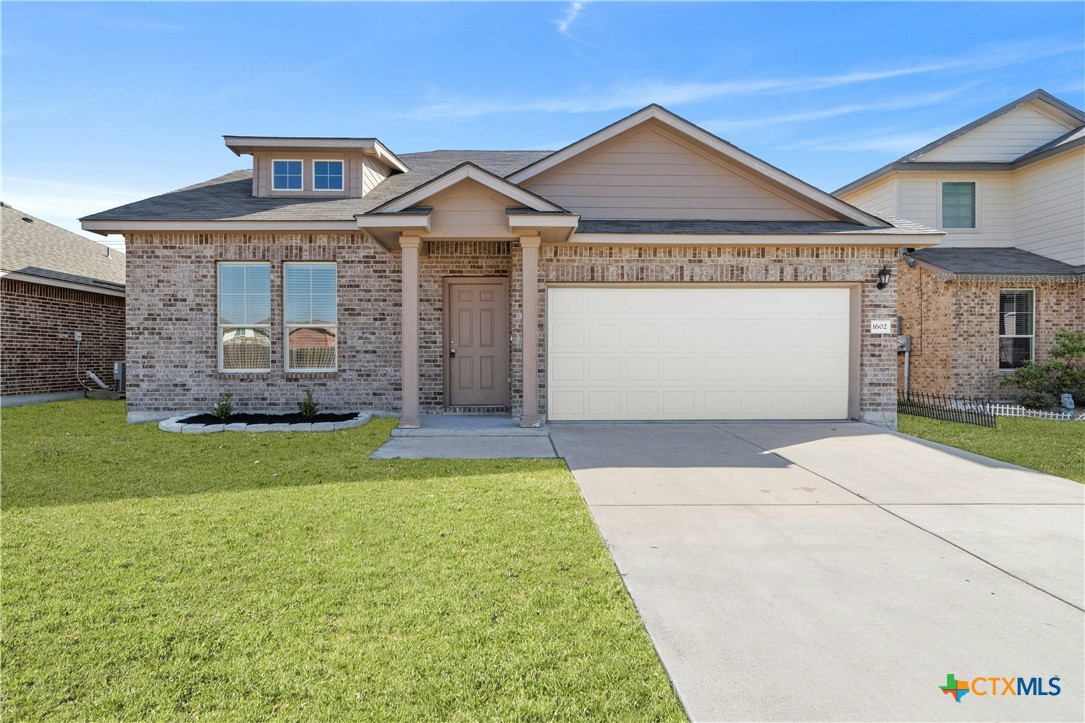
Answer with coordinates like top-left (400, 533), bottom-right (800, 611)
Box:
top-left (941, 181), bottom-right (976, 229)
top-left (999, 289), bottom-right (1034, 370)
top-left (284, 263), bottom-right (337, 371)
top-left (218, 263), bottom-right (272, 372)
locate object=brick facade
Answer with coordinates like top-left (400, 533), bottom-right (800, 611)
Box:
top-left (897, 261), bottom-right (1085, 398)
top-left (1, 278), bottom-right (125, 397)
top-left (125, 232), bottom-right (899, 425)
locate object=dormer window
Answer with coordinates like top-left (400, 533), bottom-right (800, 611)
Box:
top-left (273, 160), bottom-right (303, 190)
top-left (314, 161), bottom-right (344, 191)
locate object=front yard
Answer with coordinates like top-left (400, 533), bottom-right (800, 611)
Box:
top-left (898, 414), bottom-right (1085, 483)
top-left (1, 400), bottom-right (683, 720)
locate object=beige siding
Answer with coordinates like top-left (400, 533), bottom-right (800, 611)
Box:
top-left (897, 172), bottom-right (1016, 247)
top-left (425, 179), bottom-right (522, 239)
top-left (251, 152), bottom-right (364, 197)
top-left (362, 157), bottom-right (389, 195)
top-left (522, 123), bottom-right (833, 221)
top-left (839, 174), bottom-right (898, 217)
top-left (919, 104), bottom-right (1073, 162)
top-left (1014, 148), bottom-right (1085, 265)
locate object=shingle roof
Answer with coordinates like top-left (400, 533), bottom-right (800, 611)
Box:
top-left (576, 217), bottom-right (939, 236)
top-left (1, 203), bottom-right (125, 290)
top-left (81, 151), bottom-right (552, 222)
top-left (910, 247), bottom-right (1083, 276)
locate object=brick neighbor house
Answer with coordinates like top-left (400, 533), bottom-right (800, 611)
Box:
top-left (837, 90), bottom-right (1084, 399)
top-left (1, 203), bottom-right (126, 404)
top-left (81, 105), bottom-right (944, 427)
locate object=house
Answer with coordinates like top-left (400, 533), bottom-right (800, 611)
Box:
top-left (836, 90), bottom-right (1085, 399)
top-left (1, 203), bottom-right (126, 405)
top-left (81, 105), bottom-right (943, 427)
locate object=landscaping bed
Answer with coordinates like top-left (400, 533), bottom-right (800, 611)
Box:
top-left (1, 399), bottom-right (683, 720)
top-left (179, 410), bottom-right (359, 425)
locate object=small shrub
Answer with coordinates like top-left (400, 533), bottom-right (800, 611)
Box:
top-left (299, 388), bottom-right (319, 419)
top-left (1001, 329), bottom-right (1085, 405)
top-left (1017, 390), bottom-right (1058, 411)
top-left (212, 392), bottom-right (233, 420)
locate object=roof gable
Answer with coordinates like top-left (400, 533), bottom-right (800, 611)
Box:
top-left (520, 122), bottom-right (836, 222)
top-left (368, 162), bottom-right (564, 214)
top-left (508, 105), bottom-right (885, 226)
top-left (917, 100), bottom-right (1081, 163)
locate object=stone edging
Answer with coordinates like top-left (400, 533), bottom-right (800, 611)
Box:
top-left (159, 413), bottom-right (372, 434)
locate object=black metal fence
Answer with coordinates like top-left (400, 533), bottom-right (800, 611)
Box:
top-left (898, 391), bottom-right (997, 428)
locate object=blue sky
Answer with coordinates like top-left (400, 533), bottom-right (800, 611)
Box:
top-left (3, 1), bottom-right (1083, 248)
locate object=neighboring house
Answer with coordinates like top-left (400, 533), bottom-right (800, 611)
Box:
top-left (1, 203), bottom-right (126, 404)
top-left (837, 90), bottom-right (1084, 399)
top-left (81, 105), bottom-right (942, 427)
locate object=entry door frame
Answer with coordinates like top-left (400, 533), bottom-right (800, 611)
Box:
top-left (443, 276), bottom-right (511, 409)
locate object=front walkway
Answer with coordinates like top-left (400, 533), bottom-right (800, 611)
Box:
top-left (550, 421), bottom-right (1085, 721)
top-left (369, 415), bottom-right (555, 459)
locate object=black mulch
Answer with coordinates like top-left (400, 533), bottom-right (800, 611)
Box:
top-left (178, 411), bottom-right (360, 425)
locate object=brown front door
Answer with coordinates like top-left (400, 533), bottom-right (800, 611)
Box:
top-left (445, 278), bottom-right (510, 408)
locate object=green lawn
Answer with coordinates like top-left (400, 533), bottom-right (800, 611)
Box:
top-left (1, 400), bottom-right (684, 721)
top-left (898, 414), bottom-right (1085, 483)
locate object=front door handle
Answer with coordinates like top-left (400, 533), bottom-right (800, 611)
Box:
top-left (449, 348), bottom-right (456, 359)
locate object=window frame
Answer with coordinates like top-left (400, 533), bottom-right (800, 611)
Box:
top-left (283, 261), bottom-right (338, 373)
top-left (272, 159), bottom-right (304, 191)
top-left (217, 261), bottom-right (272, 374)
top-left (312, 159), bottom-right (345, 192)
top-left (939, 180), bottom-right (979, 232)
top-left (998, 288), bottom-right (1035, 371)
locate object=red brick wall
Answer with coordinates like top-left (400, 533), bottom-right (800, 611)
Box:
top-left (1, 278), bottom-right (125, 396)
top-left (897, 264), bottom-right (1085, 398)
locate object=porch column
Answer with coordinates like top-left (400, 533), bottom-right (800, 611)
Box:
top-left (520, 235), bottom-right (542, 427)
top-left (400, 235), bottom-right (422, 428)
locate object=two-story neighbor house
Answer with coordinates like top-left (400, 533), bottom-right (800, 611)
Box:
top-left (81, 105), bottom-right (942, 427)
top-left (837, 90), bottom-right (1084, 399)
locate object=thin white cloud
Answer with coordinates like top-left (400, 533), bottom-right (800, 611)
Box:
top-left (555, 2), bottom-right (585, 38)
top-left (395, 38), bottom-right (1083, 121)
top-left (703, 87), bottom-right (973, 135)
top-left (776, 125), bottom-right (961, 154)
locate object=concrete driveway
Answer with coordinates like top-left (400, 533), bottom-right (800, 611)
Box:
top-left (549, 422), bottom-right (1084, 722)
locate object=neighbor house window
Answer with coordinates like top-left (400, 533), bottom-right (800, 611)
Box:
top-left (999, 289), bottom-right (1034, 369)
top-left (284, 263), bottom-right (337, 371)
top-left (218, 262), bottom-right (272, 372)
top-left (313, 160), bottom-right (344, 191)
top-left (941, 181), bottom-right (976, 229)
top-left (273, 160), bottom-right (303, 190)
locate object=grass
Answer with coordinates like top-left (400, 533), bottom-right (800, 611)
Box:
top-left (1, 400), bottom-right (684, 721)
top-left (898, 414), bottom-right (1085, 483)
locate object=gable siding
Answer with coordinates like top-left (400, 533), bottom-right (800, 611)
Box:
top-left (362, 157), bottom-right (389, 196)
top-left (521, 125), bottom-right (832, 221)
top-left (919, 104), bottom-right (1073, 162)
top-left (252, 152), bottom-right (364, 197)
top-left (838, 174), bottom-right (898, 217)
top-left (425, 179), bottom-right (522, 239)
top-left (897, 172), bottom-right (1015, 247)
top-left (1013, 148), bottom-right (1085, 265)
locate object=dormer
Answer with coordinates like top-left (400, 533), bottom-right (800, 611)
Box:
top-left (224, 136), bottom-right (408, 198)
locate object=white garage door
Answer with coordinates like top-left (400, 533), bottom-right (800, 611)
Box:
top-left (547, 286), bottom-right (851, 421)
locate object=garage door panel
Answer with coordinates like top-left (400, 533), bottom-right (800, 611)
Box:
top-left (548, 287), bottom-right (850, 420)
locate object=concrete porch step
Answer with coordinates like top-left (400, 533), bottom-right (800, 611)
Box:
top-left (391, 414), bottom-right (549, 437)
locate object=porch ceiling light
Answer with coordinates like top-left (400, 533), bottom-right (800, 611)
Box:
top-left (876, 266), bottom-right (892, 290)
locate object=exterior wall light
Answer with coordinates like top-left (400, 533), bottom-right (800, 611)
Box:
top-left (876, 266), bottom-right (892, 290)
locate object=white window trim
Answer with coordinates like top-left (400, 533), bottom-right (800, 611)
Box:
top-left (998, 287), bottom-right (1035, 371)
top-left (217, 261), bottom-right (272, 373)
top-left (312, 159), bottom-right (345, 192)
top-left (284, 261), bottom-right (338, 373)
top-left (272, 159), bottom-right (305, 191)
top-left (938, 179), bottom-right (981, 234)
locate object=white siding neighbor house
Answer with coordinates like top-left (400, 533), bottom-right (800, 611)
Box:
top-left (836, 90), bottom-right (1084, 399)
